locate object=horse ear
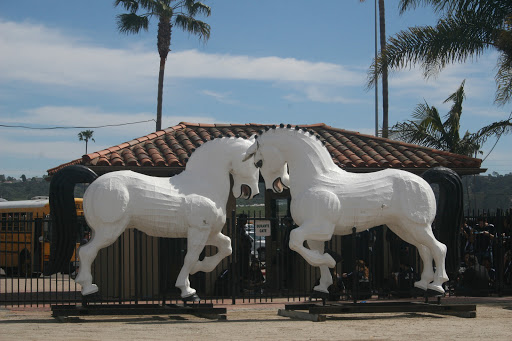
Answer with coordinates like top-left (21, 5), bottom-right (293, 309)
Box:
top-left (242, 141), bottom-right (258, 162)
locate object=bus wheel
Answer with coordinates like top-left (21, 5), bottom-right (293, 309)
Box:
top-left (18, 251), bottom-right (31, 277)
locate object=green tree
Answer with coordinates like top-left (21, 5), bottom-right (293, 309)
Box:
top-left (0, 175), bottom-right (5, 183)
top-left (370, 0), bottom-right (512, 144)
top-left (114, 0), bottom-right (211, 132)
top-left (20, 174), bottom-right (27, 182)
top-left (390, 80), bottom-right (483, 156)
top-left (370, 1), bottom-right (512, 105)
top-left (78, 130), bottom-right (95, 155)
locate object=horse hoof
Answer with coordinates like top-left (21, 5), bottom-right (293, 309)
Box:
top-left (182, 293), bottom-right (201, 303)
top-left (313, 284), bottom-right (331, 293)
top-left (310, 290), bottom-right (329, 300)
top-left (81, 284), bottom-right (99, 296)
top-left (413, 281), bottom-right (428, 291)
top-left (427, 283), bottom-right (445, 295)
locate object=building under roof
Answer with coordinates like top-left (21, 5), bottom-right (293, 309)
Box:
top-left (48, 122), bottom-right (485, 177)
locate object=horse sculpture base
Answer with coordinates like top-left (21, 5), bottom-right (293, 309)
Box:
top-left (279, 301), bottom-right (477, 321)
top-left (51, 303), bottom-right (227, 320)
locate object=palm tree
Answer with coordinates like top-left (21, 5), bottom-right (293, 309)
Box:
top-left (78, 130), bottom-right (95, 155)
top-left (390, 80), bottom-right (483, 156)
top-left (360, 0), bottom-right (389, 137)
top-left (115, 0), bottom-right (211, 131)
top-left (369, 0), bottom-right (512, 106)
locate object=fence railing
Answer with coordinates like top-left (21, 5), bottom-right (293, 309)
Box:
top-left (1, 209), bottom-right (512, 307)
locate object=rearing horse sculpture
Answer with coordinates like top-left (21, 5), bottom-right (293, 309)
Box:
top-left (49, 136), bottom-right (259, 301)
top-left (244, 125), bottom-right (449, 295)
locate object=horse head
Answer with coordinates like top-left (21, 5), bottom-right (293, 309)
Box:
top-left (244, 138), bottom-right (289, 193)
top-left (231, 138), bottom-right (261, 199)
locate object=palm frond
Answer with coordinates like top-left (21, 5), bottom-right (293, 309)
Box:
top-left (443, 80), bottom-right (465, 143)
top-left (399, 0), bottom-right (448, 15)
top-left (473, 117), bottom-right (512, 146)
top-left (183, 0), bottom-right (211, 17)
top-left (455, 130), bottom-right (481, 155)
top-left (370, 0), bottom-right (512, 105)
top-left (390, 116), bottom-right (446, 150)
top-left (495, 52), bottom-right (512, 105)
top-left (114, 0), bottom-right (140, 13)
top-left (174, 15), bottom-right (210, 41)
top-left (117, 13), bottom-right (150, 34)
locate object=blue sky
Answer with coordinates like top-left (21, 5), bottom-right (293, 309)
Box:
top-left (1, 0), bottom-right (510, 178)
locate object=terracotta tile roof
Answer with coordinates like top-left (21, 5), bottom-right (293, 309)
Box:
top-left (47, 122), bottom-right (484, 176)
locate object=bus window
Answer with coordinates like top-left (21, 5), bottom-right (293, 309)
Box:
top-left (13, 213), bottom-right (20, 231)
top-left (1, 213), bottom-right (7, 231)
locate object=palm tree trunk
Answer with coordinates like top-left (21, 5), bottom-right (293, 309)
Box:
top-left (156, 57), bottom-right (165, 132)
top-left (156, 17), bottom-right (171, 132)
top-left (378, 0), bottom-right (389, 138)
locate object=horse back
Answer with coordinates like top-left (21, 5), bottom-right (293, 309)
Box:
top-left (305, 169), bottom-right (436, 229)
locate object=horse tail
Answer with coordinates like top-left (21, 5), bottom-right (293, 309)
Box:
top-left (421, 166), bottom-right (463, 275)
top-left (44, 165), bottom-right (98, 275)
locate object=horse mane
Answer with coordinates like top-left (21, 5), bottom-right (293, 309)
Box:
top-left (257, 125), bottom-right (337, 173)
top-left (185, 136), bottom-right (246, 170)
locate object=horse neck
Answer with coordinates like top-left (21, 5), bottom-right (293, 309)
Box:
top-left (182, 139), bottom-right (233, 203)
top-left (263, 130), bottom-right (336, 191)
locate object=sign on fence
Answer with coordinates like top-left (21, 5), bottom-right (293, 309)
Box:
top-left (255, 220), bottom-right (271, 236)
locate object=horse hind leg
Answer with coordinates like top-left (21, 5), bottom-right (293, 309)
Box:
top-left (190, 232), bottom-right (232, 274)
top-left (307, 240), bottom-right (333, 294)
top-left (74, 223), bottom-right (126, 295)
top-left (419, 228), bottom-right (448, 293)
top-left (391, 223), bottom-right (448, 293)
top-left (386, 225), bottom-right (434, 291)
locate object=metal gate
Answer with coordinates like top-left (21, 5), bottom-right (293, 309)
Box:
top-left (2, 210), bottom-right (512, 307)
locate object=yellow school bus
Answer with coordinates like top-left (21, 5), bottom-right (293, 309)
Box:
top-left (0, 198), bottom-right (84, 276)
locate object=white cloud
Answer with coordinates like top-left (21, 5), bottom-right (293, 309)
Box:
top-left (170, 51), bottom-right (364, 85)
top-left (0, 19), bottom-right (365, 98)
top-left (282, 84), bottom-right (366, 104)
top-left (201, 90), bottom-right (239, 104)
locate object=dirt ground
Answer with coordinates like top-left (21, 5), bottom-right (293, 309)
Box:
top-left (1, 296), bottom-right (512, 341)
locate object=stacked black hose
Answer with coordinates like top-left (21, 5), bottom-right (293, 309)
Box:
top-left (422, 166), bottom-right (463, 276)
top-left (44, 165), bottom-right (98, 275)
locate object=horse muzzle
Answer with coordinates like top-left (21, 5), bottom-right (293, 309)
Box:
top-left (272, 177), bottom-right (288, 193)
top-left (239, 184), bottom-right (252, 199)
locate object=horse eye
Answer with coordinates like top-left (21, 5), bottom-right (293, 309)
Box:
top-left (255, 160), bottom-right (263, 168)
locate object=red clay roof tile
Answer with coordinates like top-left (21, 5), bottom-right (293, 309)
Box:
top-left (47, 122), bottom-right (484, 176)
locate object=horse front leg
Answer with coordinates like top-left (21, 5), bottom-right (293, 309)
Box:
top-left (289, 221), bottom-right (336, 268)
top-left (175, 225), bottom-right (210, 301)
top-left (190, 232), bottom-right (232, 274)
top-left (307, 240), bottom-right (333, 294)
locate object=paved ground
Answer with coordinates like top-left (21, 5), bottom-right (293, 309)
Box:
top-left (1, 296), bottom-right (512, 340)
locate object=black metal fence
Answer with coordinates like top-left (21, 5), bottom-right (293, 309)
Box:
top-left (1, 209), bottom-right (511, 307)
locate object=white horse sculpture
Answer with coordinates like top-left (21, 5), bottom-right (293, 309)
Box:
top-left (244, 126), bottom-right (449, 295)
top-left (73, 137), bottom-right (259, 301)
